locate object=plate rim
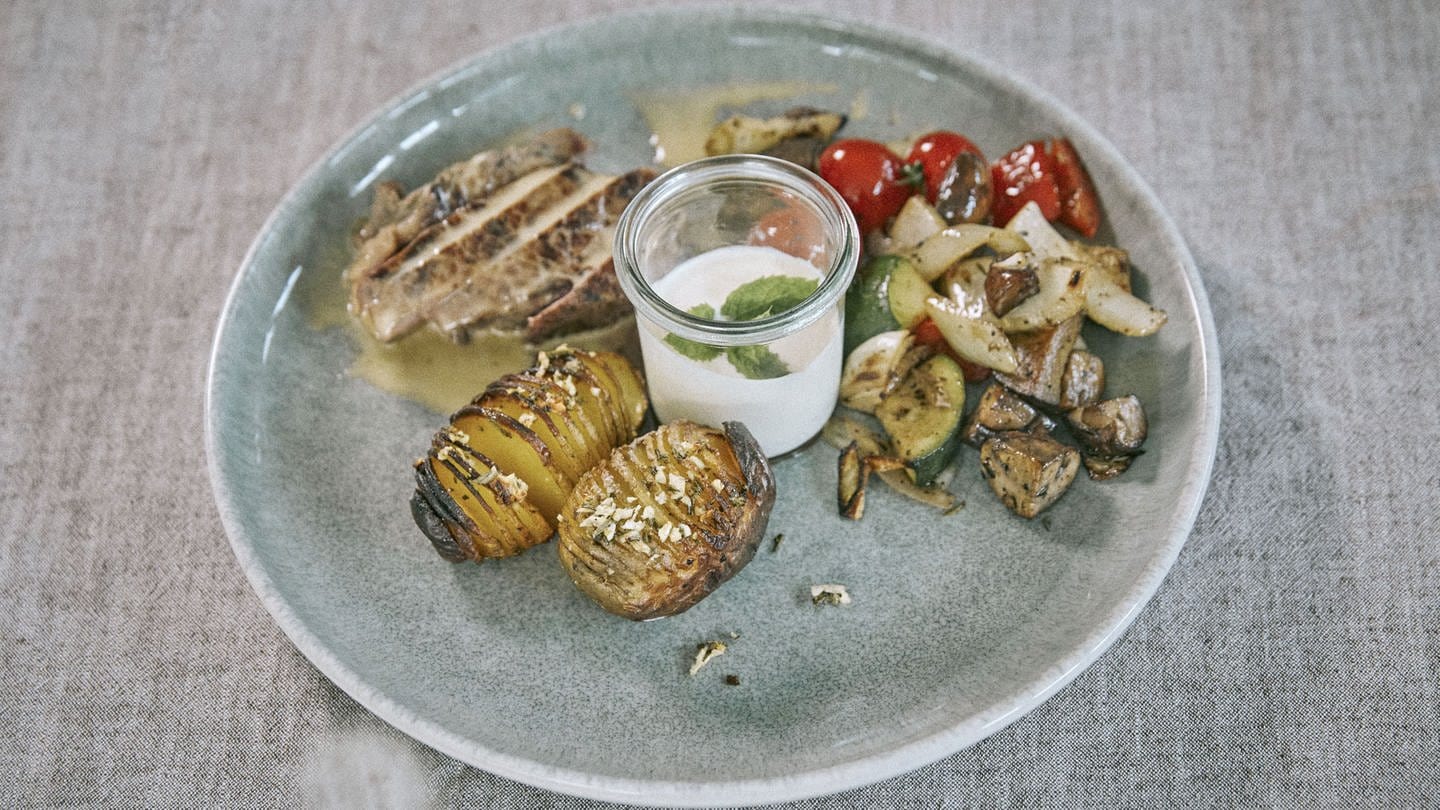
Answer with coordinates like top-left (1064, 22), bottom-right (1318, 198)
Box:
top-left (205, 6), bottom-right (1222, 806)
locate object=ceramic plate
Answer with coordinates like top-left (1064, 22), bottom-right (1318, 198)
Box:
top-left (207, 8), bottom-right (1220, 806)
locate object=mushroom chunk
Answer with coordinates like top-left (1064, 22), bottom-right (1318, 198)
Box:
top-left (961, 383), bottom-right (1054, 448)
top-left (979, 431), bottom-right (1081, 519)
top-left (1059, 349), bottom-right (1106, 409)
top-left (995, 315), bottom-right (1083, 405)
top-left (984, 257), bottom-right (1040, 317)
top-left (934, 152), bottom-right (993, 225)
top-left (1066, 395), bottom-right (1148, 480)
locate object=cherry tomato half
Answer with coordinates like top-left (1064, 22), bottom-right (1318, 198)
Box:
top-left (905, 131), bottom-right (984, 203)
top-left (818, 139), bottom-right (912, 233)
top-left (990, 140), bottom-right (1061, 226)
top-left (748, 205), bottom-right (825, 264)
top-left (1048, 138), bottom-right (1101, 238)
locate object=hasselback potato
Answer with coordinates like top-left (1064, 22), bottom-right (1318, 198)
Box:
top-left (410, 347), bottom-right (648, 564)
top-left (556, 420), bottom-right (776, 621)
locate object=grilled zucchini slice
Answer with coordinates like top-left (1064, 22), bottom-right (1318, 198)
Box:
top-left (874, 353), bottom-right (966, 486)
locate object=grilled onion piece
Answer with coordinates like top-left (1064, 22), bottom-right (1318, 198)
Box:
top-left (556, 421), bottom-right (776, 621)
top-left (410, 348), bottom-right (648, 564)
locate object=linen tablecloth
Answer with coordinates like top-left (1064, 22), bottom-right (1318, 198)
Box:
top-left (3, 1), bottom-right (1437, 806)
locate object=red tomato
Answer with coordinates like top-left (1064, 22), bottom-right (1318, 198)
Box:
top-left (1049, 138), bottom-right (1101, 238)
top-left (905, 131), bottom-right (984, 203)
top-left (912, 317), bottom-right (946, 349)
top-left (956, 357), bottom-right (994, 383)
top-left (818, 139), bottom-right (912, 233)
top-left (748, 206), bottom-right (825, 263)
top-left (990, 140), bottom-right (1060, 225)
top-left (911, 317), bottom-right (994, 382)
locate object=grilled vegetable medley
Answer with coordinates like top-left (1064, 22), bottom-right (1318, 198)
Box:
top-left (822, 129), bottom-right (1166, 519)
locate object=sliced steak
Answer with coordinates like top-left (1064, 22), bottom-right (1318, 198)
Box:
top-left (524, 258), bottom-right (634, 342)
top-left (347, 128), bottom-right (586, 282)
top-left (344, 128), bottom-right (654, 343)
top-left (421, 168), bottom-right (654, 340)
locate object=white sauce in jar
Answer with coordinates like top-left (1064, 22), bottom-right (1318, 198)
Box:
top-left (637, 245), bottom-right (843, 456)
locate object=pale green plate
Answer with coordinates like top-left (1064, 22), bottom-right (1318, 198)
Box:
top-left (206, 8), bottom-right (1219, 805)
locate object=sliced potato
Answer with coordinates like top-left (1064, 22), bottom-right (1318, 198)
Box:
top-left (437, 440), bottom-right (551, 552)
top-left (561, 347), bottom-right (649, 436)
top-left (486, 374), bottom-right (603, 476)
top-left (542, 351), bottom-right (624, 450)
top-left (411, 432), bottom-right (552, 562)
top-left (556, 421), bottom-right (776, 620)
top-left (451, 406), bottom-right (574, 521)
top-left (410, 350), bottom-right (651, 565)
top-left (476, 387), bottom-right (590, 483)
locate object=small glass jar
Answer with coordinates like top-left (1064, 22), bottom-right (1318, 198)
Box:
top-left (613, 154), bottom-right (860, 457)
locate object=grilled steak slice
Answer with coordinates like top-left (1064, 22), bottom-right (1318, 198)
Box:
top-left (524, 258), bottom-right (633, 342)
top-left (345, 129), bottom-right (655, 343)
top-left (421, 168), bottom-right (654, 340)
top-left (348, 128), bottom-right (586, 282)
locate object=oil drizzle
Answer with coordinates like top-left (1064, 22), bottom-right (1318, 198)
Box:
top-left (302, 257), bottom-right (637, 415)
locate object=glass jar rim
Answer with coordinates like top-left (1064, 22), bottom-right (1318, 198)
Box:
top-left (613, 154), bottom-right (860, 347)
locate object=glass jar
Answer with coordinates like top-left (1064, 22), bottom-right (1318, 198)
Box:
top-left (613, 154), bottom-right (860, 457)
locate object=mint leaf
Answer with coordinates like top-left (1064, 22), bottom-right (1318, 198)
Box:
top-left (664, 303), bottom-right (722, 361)
top-left (720, 275), bottom-right (819, 322)
top-left (725, 344), bottom-right (789, 380)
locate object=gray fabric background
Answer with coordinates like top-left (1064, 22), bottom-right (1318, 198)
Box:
top-left (2, 0), bottom-right (1437, 806)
